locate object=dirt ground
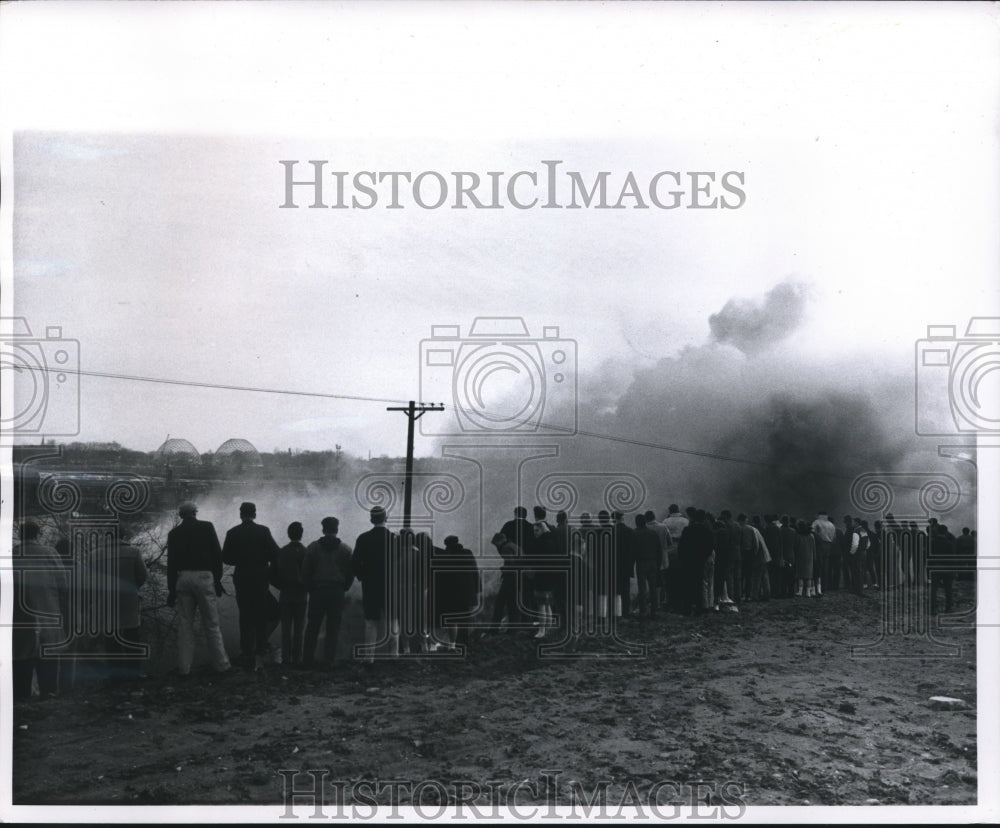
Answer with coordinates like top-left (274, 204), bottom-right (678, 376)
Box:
top-left (11, 581), bottom-right (977, 811)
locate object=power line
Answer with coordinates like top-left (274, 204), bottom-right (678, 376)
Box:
top-left (30, 366), bottom-right (973, 487)
top-left (44, 367), bottom-right (411, 405)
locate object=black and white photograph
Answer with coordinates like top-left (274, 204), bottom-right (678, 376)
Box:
top-left (1, 2), bottom-right (998, 822)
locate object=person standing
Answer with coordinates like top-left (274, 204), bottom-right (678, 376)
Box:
top-left (500, 506), bottom-right (535, 615)
top-left (643, 510), bottom-right (672, 611)
top-left (500, 506), bottom-right (534, 557)
top-left (527, 521), bottom-right (557, 638)
top-left (222, 502), bottom-right (280, 671)
top-left (489, 531), bottom-right (522, 633)
top-left (928, 523), bottom-right (957, 615)
top-left (551, 511), bottom-right (573, 631)
top-left (721, 510), bottom-right (742, 604)
top-left (839, 515), bottom-right (855, 592)
top-left (763, 515), bottom-right (783, 599)
top-left (352, 506), bottom-right (400, 661)
top-left (662, 505), bottom-right (688, 611)
top-left (276, 522), bottom-right (308, 668)
top-left (860, 519), bottom-right (879, 588)
top-left (13, 520), bottom-right (68, 699)
top-left (435, 536), bottom-right (480, 649)
top-left (739, 514), bottom-right (771, 602)
top-left (632, 514), bottom-right (661, 619)
top-left (846, 517), bottom-right (867, 597)
top-left (166, 502), bottom-right (231, 676)
top-left (678, 509), bottom-right (715, 616)
top-left (811, 511), bottom-right (836, 596)
top-left (779, 515), bottom-right (797, 598)
top-left (955, 526), bottom-right (976, 588)
top-left (93, 530), bottom-right (148, 680)
top-left (594, 511), bottom-right (616, 621)
top-left (612, 511), bottom-right (635, 619)
top-left (794, 520), bottom-right (816, 597)
top-left (301, 517), bottom-right (354, 669)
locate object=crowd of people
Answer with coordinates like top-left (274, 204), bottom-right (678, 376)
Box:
top-left (10, 499), bottom-right (976, 695)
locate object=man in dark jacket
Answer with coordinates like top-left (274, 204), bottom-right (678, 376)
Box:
top-left (721, 510), bottom-right (742, 604)
top-left (352, 506), bottom-right (400, 661)
top-left (167, 501), bottom-right (231, 675)
top-left (500, 506), bottom-right (534, 556)
top-left (222, 502), bottom-right (280, 670)
top-left (437, 535), bottom-right (481, 649)
top-left (612, 511), bottom-right (635, 618)
top-left (301, 517), bottom-right (354, 669)
top-left (632, 514), bottom-right (661, 619)
top-left (681, 509), bottom-right (715, 616)
top-left (763, 516), bottom-right (783, 598)
top-left (276, 522), bottom-right (308, 667)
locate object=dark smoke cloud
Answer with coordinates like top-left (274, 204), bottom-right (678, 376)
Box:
top-left (192, 282), bottom-right (974, 562)
top-left (566, 283), bottom-right (974, 524)
top-left (711, 389), bottom-right (912, 517)
top-left (708, 281), bottom-right (808, 354)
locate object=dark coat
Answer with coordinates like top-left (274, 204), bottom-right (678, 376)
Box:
top-left (167, 517), bottom-right (224, 592)
top-left (613, 522), bottom-right (635, 581)
top-left (499, 518), bottom-right (534, 553)
top-left (632, 526), bottom-right (662, 568)
top-left (528, 527), bottom-right (558, 592)
top-left (276, 540), bottom-right (308, 602)
top-left (433, 540), bottom-right (479, 617)
top-left (222, 520), bottom-right (280, 582)
top-left (301, 536), bottom-right (354, 592)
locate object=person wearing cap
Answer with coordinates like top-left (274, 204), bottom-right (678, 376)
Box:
top-left (489, 531), bottom-right (522, 633)
top-left (166, 502), bottom-right (231, 676)
top-left (352, 506), bottom-right (401, 661)
top-left (222, 502), bottom-right (281, 670)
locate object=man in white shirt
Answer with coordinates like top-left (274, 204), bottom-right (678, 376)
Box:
top-left (810, 511), bottom-right (836, 597)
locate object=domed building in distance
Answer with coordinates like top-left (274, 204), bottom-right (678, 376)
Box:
top-left (154, 437), bottom-right (201, 466)
top-left (215, 437), bottom-right (265, 468)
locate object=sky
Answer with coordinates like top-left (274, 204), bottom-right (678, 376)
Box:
top-left (2, 3), bottom-right (998, 477)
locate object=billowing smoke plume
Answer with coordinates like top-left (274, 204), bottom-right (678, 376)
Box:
top-left (148, 281), bottom-right (974, 562)
top-left (708, 281), bottom-right (808, 354)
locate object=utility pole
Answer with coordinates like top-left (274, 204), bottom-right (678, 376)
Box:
top-left (386, 400), bottom-right (445, 530)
